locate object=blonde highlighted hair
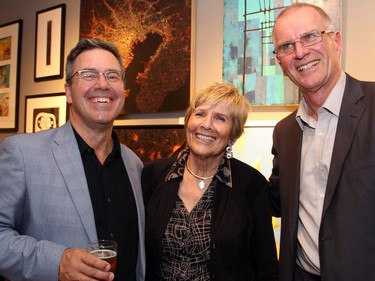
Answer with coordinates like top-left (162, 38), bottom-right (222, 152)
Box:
top-left (185, 82), bottom-right (251, 142)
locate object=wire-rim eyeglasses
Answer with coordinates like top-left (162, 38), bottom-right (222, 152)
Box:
top-left (273, 30), bottom-right (335, 57)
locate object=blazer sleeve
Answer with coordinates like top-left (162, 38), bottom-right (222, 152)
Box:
top-left (269, 123), bottom-right (282, 217)
top-left (0, 136), bottom-right (66, 281)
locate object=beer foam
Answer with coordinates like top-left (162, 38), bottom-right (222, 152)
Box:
top-left (91, 249), bottom-right (117, 259)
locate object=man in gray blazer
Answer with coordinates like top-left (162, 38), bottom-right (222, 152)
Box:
top-left (0, 39), bottom-right (145, 281)
top-left (270, 3), bottom-right (375, 281)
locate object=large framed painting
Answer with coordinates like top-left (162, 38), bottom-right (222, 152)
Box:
top-left (0, 20), bottom-right (22, 131)
top-left (80, 0), bottom-right (192, 117)
top-left (34, 4), bottom-right (66, 82)
top-left (223, 0), bottom-right (341, 107)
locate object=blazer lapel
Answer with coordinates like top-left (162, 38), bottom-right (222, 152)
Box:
top-left (51, 122), bottom-right (97, 242)
top-left (286, 118), bottom-right (303, 241)
top-left (323, 75), bottom-right (365, 216)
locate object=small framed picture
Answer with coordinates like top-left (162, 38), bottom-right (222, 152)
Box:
top-left (0, 20), bottom-right (22, 131)
top-left (34, 4), bottom-right (65, 82)
top-left (25, 93), bottom-right (68, 133)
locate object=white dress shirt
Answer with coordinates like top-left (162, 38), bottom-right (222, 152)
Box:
top-left (295, 72), bottom-right (346, 275)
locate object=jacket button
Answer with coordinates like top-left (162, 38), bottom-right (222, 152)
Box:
top-left (212, 243), bottom-right (216, 249)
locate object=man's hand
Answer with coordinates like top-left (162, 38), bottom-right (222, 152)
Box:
top-left (59, 248), bottom-right (114, 281)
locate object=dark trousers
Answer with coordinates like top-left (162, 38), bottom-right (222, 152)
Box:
top-left (294, 264), bottom-right (321, 281)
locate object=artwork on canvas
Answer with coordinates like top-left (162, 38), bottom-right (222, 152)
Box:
top-left (0, 20), bottom-right (22, 131)
top-left (115, 127), bottom-right (186, 165)
top-left (80, 0), bottom-right (191, 115)
top-left (223, 0), bottom-right (341, 106)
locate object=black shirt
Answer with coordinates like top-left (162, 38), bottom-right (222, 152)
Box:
top-left (74, 129), bottom-right (138, 281)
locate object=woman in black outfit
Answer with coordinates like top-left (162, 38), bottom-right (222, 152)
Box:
top-left (142, 82), bottom-right (278, 281)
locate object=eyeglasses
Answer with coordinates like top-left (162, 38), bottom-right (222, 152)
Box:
top-left (273, 30), bottom-right (334, 57)
top-left (67, 69), bottom-right (123, 83)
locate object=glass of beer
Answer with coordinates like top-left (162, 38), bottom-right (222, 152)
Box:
top-left (90, 240), bottom-right (117, 273)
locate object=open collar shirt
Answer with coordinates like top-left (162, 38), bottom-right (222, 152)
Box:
top-left (295, 71), bottom-right (346, 275)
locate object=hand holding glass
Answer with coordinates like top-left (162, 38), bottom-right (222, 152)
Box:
top-left (89, 240), bottom-right (117, 273)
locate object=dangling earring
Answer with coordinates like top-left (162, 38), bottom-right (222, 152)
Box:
top-left (226, 142), bottom-right (233, 159)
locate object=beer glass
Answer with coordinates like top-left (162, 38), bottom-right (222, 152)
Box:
top-left (89, 240), bottom-right (117, 273)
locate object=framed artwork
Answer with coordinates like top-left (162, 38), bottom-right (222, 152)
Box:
top-left (114, 126), bottom-right (186, 165)
top-left (0, 20), bottom-right (22, 131)
top-left (25, 93), bottom-right (67, 133)
top-left (114, 111), bottom-right (185, 127)
top-left (223, 0), bottom-right (341, 107)
top-left (80, 0), bottom-right (192, 116)
top-left (34, 4), bottom-right (65, 82)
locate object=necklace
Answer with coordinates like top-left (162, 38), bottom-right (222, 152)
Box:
top-left (185, 162), bottom-right (215, 189)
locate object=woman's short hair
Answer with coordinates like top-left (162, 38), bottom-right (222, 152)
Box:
top-left (65, 38), bottom-right (126, 86)
top-left (185, 81), bottom-right (251, 142)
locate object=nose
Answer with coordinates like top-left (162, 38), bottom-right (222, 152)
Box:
top-left (94, 74), bottom-right (110, 90)
top-left (200, 116), bottom-right (213, 130)
top-left (293, 41), bottom-right (310, 59)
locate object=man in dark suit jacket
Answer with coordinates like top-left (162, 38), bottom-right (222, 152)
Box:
top-left (269, 3), bottom-right (375, 281)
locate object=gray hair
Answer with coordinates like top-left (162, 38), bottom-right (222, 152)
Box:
top-left (65, 38), bottom-right (126, 86)
top-left (273, 3), bottom-right (336, 41)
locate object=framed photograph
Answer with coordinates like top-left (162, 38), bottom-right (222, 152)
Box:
top-left (25, 93), bottom-right (67, 133)
top-left (34, 4), bottom-right (65, 82)
top-left (114, 126), bottom-right (186, 165)
top-left (0, 20), bottom-right (22, 131)
top-left (114, 111), bottom-right (185, 127)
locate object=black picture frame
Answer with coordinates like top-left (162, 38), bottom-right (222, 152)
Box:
top-left (34, 4), bottom-right (65, 82)
top-left (25, 93), bottom-right (68, 133)
top-left (0, 19), bottom-right (22, 132)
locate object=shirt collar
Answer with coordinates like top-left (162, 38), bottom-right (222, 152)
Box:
top-left (296, 71), bottom-right (346, 129)
top-left (165, 148), bottom-right (232, 188)
top-left (73, 126), bottom-right (121, 156)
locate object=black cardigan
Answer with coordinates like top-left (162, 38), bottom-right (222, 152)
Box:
top-left (142, 157), bottom-right (278, 281)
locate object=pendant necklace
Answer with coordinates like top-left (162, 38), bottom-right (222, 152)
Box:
top-left (185, 162), bottom-right (215, 189)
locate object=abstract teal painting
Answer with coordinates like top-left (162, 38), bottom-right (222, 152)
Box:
top-left (223, 0), bottom-right (341, 105)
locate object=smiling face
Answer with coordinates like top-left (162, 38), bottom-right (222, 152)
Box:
top-left (273, 6), bottom-right (342, 95)
top-left (65, 49), bottom-right (125, 130)
top-left (186, 101), bottom-right (233, 162)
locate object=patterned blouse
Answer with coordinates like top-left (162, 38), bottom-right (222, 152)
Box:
top-left (159, 149), bottom-right (232, 280)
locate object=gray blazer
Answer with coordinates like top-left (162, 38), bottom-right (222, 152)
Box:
top-left (0, 121), bottom-right (145, 281)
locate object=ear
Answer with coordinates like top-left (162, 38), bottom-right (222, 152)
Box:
top-left (333, 31), bottom-right (343, 54)
top-left (64, 83), bottom-right (73, 104)
top-left (276, 58), bottom-right (289, 77)
top-left (228, 139), bottom-right (236, 146)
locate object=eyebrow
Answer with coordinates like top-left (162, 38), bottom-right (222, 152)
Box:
top-left (79, 67), bottom-right (121, 72)
top-left (279, 30), bottom-right (317, 44)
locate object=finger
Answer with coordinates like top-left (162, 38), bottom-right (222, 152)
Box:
top-left (81, 265), bottom-right (114, 281)
top-left (83, 252), bottom-right (112, 272)
top-left (59, 248), bottom-right (114, 281)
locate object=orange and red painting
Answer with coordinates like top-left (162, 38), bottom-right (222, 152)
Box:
top-left (115, 127), bottom-right (186, 164)
top-left (80, 0), bottom-right (191, 115)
